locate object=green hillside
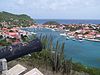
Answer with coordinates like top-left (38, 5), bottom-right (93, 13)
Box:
top-left (0, 11), bottom-right (36, 27)
top-left (43, 21), bottom-right (60, 25)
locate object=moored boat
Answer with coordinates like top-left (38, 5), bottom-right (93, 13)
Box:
top-left (60, 33), bottom-right (67, 36)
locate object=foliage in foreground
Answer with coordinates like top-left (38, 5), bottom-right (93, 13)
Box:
top-left (0, 39), bottom-right (11, 46)
top-left (19, 35), bottom-right (100, 75)
top-left (20, 35), bottom-right (72, 75)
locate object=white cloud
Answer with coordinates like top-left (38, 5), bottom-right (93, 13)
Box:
top-left (17, 0), bottom-right (25, 5)
top-left (14, 0), bottom-right (100, 10)
top-left (0, 0), bottom-right (100, 19)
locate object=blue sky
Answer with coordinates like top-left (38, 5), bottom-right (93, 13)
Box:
top-left (0, 0), bottom-right (100, 19)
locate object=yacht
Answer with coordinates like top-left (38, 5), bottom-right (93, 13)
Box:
top-left (60, 33), bottom-right (66, 36)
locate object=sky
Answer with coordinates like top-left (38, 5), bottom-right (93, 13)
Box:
top-left (0, 0), bottom-right (100, 19)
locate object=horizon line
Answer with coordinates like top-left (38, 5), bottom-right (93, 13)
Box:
top-left (33, 18), bottom-right (100, 20)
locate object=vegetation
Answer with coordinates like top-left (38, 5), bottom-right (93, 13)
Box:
top-left (19, 35), bottom-right (72, 75)
top-left (0, 33), bottom-right (100, 75)
top-left (43, 21), bottom-right (60, 25)
top-left (0, 11), bottom-right (36, 27)
top-left (72, 63), bottom-right (100, 75)
top-left (0, 35), bottom-right (3, 39)
top-left (20, 34), bottom-right (36, 42)
top-left (18, 35), bottom-right (100, 75)
top-left (0, 34), bottom-right (33, 46)
top-left (0, 39), bottom-right (11, 46)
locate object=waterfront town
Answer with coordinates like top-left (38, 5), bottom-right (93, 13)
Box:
top-left (0, 14), bottom-right (100, 75)
top-left (0, 26), bottom-right (35, 45)
top-left (1, 0), bottom-right (100, 74)
top-left (0, 21), bottom-right (100, 46)
top-left (31, 23), bottom-right (100, 41)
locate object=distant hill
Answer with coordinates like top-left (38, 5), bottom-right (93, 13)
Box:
top-left (43, 21), bottom-right (60, 25)
top-left (0, 11), bottom-right (36, 27)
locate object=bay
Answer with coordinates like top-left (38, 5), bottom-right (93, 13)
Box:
top-left (22, 28), bottom-right (100, 68)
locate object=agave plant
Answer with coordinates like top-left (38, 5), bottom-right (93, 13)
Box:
top-left (38, 35), bottom-right (72, 75)
top-left (61, 58), bottom-right (72, 75)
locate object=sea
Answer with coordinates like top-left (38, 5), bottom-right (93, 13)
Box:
top-left (35, 19), bottom-right (100, 24)
top-left (22, 19), bottom-right (100, 68)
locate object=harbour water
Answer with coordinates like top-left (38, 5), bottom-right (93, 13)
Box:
top-left (22, 28), bottom-right (100, 68)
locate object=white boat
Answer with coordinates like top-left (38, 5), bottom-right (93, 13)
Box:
top-left (78, 39), bottom-right (84, 42)
top-left (72, 38), bottom-right (76, 41)
top-left (65, 30), bottom-right (69, 32)
top-left (73, 37), bottom-right (84, 41)
top-left (51, 29), bottom-right (55, 31)
top-left (68, 36), bottom-right (74, 39)
top-left (60, 33), bottom-right (66, 36)
top-left (66, 36), bottom-right (69, 40)
top-left (31, 32), bottom-right (37, 35)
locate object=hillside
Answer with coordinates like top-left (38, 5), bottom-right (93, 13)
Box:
top-left (43, 21), bottom-right (60, 25)
top-left (0, 11), bottom-right (36, 27)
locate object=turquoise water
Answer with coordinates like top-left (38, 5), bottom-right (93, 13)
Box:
top-left (22, 28), bottom-right (100, 68)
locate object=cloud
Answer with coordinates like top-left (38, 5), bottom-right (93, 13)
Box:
top-left (0, 0), bottom-right (100, 19)
top-left (13, 0), bottom-right (100, 11)
top-left (17, 0), bottom-right (25, 5)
